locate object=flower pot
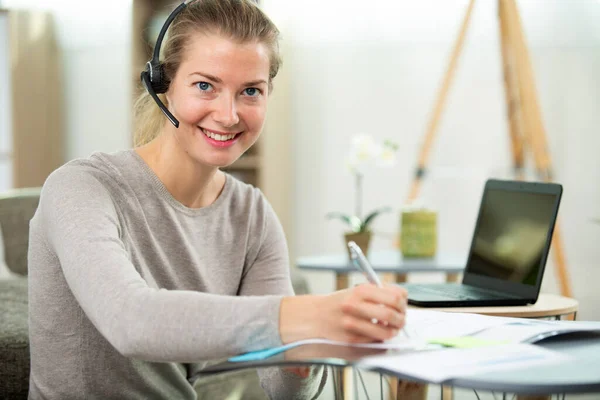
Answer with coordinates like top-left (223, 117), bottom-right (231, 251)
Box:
top-left (344, 231), bottom-right (372, 259)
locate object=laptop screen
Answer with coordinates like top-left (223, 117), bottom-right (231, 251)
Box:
top-left (466, 188), bottom-right (558, 286)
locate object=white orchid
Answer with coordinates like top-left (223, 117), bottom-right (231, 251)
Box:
top-left (347, 134), bottom-right (398, 173)
top-left (328, 135), bottom-right (399, 233)
top-left (376, 140), bottom-right (399, 167)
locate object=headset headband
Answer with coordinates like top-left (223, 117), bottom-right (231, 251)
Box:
top-left (140, 1), bottom-right (192, 128)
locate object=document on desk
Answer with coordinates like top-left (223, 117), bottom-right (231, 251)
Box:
top-left (228, 310), bottom-right (600, 362)
top-left (394, 310), bottom-right (600, 345)
top-left (391, 309), bottom-right (516, 342)
top-left (229, 310), bottom-right (518, 362)
top-left (358, 343), bottom-right (571, 383)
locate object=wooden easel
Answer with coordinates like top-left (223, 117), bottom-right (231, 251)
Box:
top-left (340, 1), bottom-right (572, 399)
top-left (389, 1), bottom-right (572, 400)
top-left (401, 0), bottom-right (572, 298)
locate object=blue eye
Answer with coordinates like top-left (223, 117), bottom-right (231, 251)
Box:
top-left (196, 82), bottom-right (212, 91)
top-left (244, 88), bottom-right (260, 97)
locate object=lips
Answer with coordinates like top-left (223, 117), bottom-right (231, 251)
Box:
top-left (200, 127), bottom-right (242, 142)
top-left (198, 126), bottom-right (243, 149)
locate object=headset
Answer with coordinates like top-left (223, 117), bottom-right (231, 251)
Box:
top-left (140, 2), bottom-right (191, 128)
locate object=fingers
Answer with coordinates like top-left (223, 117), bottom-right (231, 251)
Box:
top-left (352, 284), bottom-right (408, 312)
top-left (318, 284), bottom-right (409, 345)
top-left (337, 284), bottom-right (407, 342)
top-left (341, 314), bottom-right (399, 342)
top-left (341, 300), bottom-right (406, 329)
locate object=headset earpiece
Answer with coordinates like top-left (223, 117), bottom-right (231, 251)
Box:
top-left (140, 2), bottom-right (188, 128)
top-left (141, 65), bottom-right (179, 128)
top-left (146, 61), bottom-right (170, 94)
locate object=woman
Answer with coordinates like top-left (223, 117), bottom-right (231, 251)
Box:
top-left (27, 0), bottom-right (408, 398)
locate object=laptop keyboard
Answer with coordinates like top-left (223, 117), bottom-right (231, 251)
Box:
top-left (411, 285), bottom-right (510, 300)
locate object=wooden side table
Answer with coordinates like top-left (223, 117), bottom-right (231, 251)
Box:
top-left (413, 293), bottom-right (578, 318)
top-left (296, 250), bottom-right (466, 290)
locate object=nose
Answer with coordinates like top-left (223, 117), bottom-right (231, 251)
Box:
top-left (213, 93), bottom-right (239, 128)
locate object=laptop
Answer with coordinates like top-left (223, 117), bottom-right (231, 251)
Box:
top-left (401, 178), bottom-right (563, 307)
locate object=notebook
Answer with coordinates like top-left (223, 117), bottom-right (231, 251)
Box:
top-left (401, 178), bottom-right (563, 307)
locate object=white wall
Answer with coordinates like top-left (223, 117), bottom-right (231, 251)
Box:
top-left (1, 0), bottom-right (133, 160)
top-left (265, 0), bottom-right (600, 320)
top-left (3, 0), bottom-right (599, 320)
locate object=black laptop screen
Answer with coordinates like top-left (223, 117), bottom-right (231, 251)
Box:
top-left (467, 189), bottom-right (557, 286)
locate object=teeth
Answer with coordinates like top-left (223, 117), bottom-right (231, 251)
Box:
top-left (201, 128), bottom-right (237, 141)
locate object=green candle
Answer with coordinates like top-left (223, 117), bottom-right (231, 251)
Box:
top-left (400, 206), bottom-right (437, 258)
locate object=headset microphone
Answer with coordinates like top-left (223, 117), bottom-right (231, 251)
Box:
top-left (140, 2), bottom-right (190, 128)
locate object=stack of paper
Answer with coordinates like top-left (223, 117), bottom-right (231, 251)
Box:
top-left (228, 309), bottom-right (600, 372)
top-left (358, 343), bottom-right (570, 383)
top-left (398, 309), bottom-right (600, 345)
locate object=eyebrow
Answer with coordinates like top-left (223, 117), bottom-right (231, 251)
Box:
top-left (189, 72), bottom-right (267, 87)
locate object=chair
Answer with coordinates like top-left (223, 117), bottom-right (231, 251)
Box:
top-left (0, 188), bottom-right (41, 399)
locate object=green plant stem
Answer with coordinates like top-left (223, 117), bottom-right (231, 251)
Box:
top-left (355, 172), bottom-right (363, 220)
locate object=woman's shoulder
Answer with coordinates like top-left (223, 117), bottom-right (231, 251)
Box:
top-left (42, 150), bottom-right (135, 199)
top-left (224, 172), bottom-right (279, 224)
top-left (225, 172), bottom-right (268, 208)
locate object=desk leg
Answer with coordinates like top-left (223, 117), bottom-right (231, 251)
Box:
top-left (331, 367), bottom-right (348, 400)
top-left (442, 386), bottom-right (453, 400)
top-left (380, 273), bottom-right (402, 285)
top-left (336, 273), bottom-right (350, 291)
top-left (342, 367), bottom-right (354, 400)
top-left (395, 380), bottom-right (428, 400)
top-left (445, 273), bottom-right (460, 283)
top-left (384, 274), bottom-right (410, 400)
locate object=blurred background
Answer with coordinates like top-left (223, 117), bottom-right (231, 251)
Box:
top-left (0, 0), bottom-right (599, 397)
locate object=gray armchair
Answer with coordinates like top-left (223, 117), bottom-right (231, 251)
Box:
top-left (0, 188), bottom-right (40, 399)
top-left (0, 187), bottom-right (311, 400)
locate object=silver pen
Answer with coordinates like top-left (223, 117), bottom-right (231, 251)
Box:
top-left (347, 241), bottom-right (410, 338)
top-left (347, 241), bottom-right (382, 287)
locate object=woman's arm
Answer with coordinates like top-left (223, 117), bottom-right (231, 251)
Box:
top-left (230, 193), bottom-right (327, 399)
top-left (37, 167), bottom-right (287, 362)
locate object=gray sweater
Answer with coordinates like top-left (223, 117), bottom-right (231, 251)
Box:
top-left (27, 150), bottom-right (325, 399)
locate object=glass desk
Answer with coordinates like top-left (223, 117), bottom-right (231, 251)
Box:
top-left (196, 331), bottom-right (600, 400)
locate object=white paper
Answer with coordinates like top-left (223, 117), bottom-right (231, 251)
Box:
top-left (471, 319), bottom-right (600, 343)
top-left (233, 311), bottom-right (600, 363)
top-left (358, 343), bottom-right (570, 383)
top-left (276, 310), bottom-right (600, 352)
top-left (282, 309), bottom-right (517, 351)
top-left (387, 309), bottom-right (516, 343)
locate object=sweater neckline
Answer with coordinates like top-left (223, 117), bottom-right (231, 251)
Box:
top-left (128, 149), bottom-right (231, 216)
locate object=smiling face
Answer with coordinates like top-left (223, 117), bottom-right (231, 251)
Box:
top-left (165, 32), bottom-right (271, 168)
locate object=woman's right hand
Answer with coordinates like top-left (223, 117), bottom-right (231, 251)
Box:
top-left (316, 284), bottom-right (408, 343)
top-left (279, 284), bottom-right (408, 344)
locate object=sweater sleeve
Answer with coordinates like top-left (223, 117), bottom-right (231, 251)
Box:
top-left (38, 167), bottom-right (285, 362)
top-left (235, 194), bottom-right (328, 400)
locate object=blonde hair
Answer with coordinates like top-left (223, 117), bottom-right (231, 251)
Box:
top-left (133, 0), bottom-right (282, 146)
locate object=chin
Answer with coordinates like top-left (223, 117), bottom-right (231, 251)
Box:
top-left (189, 153), bottom-right (240, 169)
